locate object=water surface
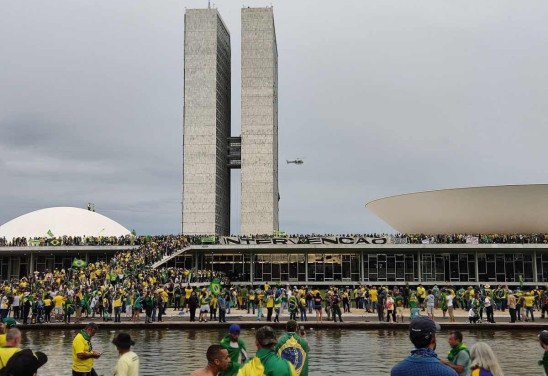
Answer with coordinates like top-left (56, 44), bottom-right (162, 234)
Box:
top-left (22, 328), bottom-right (541, 375)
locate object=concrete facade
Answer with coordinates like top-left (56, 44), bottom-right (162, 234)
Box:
top-left (182, 9), bottom-right (231, 235)
top-left (240, 7), bottom-right (279, 235)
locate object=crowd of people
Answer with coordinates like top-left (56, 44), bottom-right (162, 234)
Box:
top-left (189, 321), bottom-right (308, 376)
top-left (0, 235), bottom-right (140, 247)
top-left (5, 232), bottom-right (548, 247)
top-left (390, 318), bottom-right (507, 376)
top-left (0, 234), bottom-right (229, 327)
top-left (3, 260), bottom-right (548, 327)
top-left (398, 233), bottom-right (548, 244)
top-left (2, 232), bottom-right (548, 375)
top-left (5, 311), bottom-right (548, 375)
top-left (188, 318), bottom-right (548, 376)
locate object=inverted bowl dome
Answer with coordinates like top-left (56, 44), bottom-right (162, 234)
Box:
top-left (366, 184), bottom-right (548, 234)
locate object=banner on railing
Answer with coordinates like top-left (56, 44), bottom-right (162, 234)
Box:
top-left (220, 235), bottom-right (389, 245)
top-left (466, 236), bottom-right (479, 245)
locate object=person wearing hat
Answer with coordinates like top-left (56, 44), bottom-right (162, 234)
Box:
top-left (390, 317), bottom-right (457, 376)
top-left (112, 332), bottom-right (139, 376)
top-left (190, 345), bottom-right (231, 376)
top-left (220, 324), bottom-right (247, 376)
top-left (237, 326), bottom-right (297, 376)
top-left (0, 348), bottom-right (47, 376)
top-left (275, 320), bottom-right (309, 376)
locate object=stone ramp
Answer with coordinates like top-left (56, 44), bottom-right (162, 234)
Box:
top-left (151, 246), bottom-right (190, 268)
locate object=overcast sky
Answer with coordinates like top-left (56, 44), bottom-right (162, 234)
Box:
top-left (1, 0), bottom-right (548, 235)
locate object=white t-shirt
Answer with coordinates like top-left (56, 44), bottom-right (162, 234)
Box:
top-left (446, 295), bottom-right (453, 308)
top-left (114, 351), bottom-right (139, 376)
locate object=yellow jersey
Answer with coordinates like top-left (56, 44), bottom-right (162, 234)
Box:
top-left (53, 295), bottom-right (65, 308)
top-left (0, 347), bottom-right (20, 369)
top-left (72, 333), bottom-right (93, 372)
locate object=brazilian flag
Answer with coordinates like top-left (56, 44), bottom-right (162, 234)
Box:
top-left (209, 277), bottom-right (221, 296)
top-left (72, 258), bottom-right (87, 269)
top-left (201, 236), bottom-right (216, 244)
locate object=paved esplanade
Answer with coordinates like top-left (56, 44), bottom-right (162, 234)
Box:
top-left (19, 307), bottom-right (548, 330)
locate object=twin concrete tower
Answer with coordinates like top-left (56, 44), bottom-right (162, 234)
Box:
top-left (182, 7), bottom-right (279, 236)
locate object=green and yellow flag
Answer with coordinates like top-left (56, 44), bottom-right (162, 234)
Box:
top-left (209, 277), bottom-right (221, 296)
top-left (47, 229), bottom-right (54, 238)
top-left (72, 258), bottom-right (87, 268)
top-left (201, 235), bottom-right (216, 244)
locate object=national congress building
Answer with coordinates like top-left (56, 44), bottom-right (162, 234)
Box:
top-left (182, 7), bottom-right (279, 236)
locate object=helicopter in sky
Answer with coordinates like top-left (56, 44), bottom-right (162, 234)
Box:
top-left (286, 158), bottom-right (304, 165)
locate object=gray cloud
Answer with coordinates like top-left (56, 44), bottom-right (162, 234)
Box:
top-left (1, 0), bottom-right (548, 235)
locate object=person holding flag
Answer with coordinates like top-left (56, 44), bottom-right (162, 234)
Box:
top-left (209, 278), bottom-right (221, 297)
top-left (199, 290), bottom-right (211, 323)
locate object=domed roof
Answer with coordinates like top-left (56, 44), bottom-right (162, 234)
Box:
top-left (366, 184), bottom-right (548, 234)
top-left (0, 207), bottom-right (131, 240)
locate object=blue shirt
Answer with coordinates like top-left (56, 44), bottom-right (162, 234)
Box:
top-left (391, 349), bottom-right (458, 376)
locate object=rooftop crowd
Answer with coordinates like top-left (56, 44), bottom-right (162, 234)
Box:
top-left (4, 232), bottom-right (548, 247)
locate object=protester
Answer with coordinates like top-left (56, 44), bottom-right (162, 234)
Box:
top-left (441, 331), bottom-right (471, 376)
top-left (189, 345), bottom-right (231, 376)
top-left (275, 320), bottom-right (309, 376)
top-left (0, 349), bottom-right (47, 376)
top-left (507, 291), bottom-right (517, 323)
top-left (112, 332), bottom-right (139, 376)
top-left (538, 330), bottom-right (548, 375)
top-left (425, 290), bottom-right (435, 320)
top-left (72, 322), bottom-right (101, 376)
top-left (469, 342), bottom-right (504, 376)
top-left (390, 317), bottom-right (457, 376)
top-left (218, 294), bottom-right (228, 323)
top-left (0, 323), bottom-right (6, 347)
top-left (220, 324), bottom-right (247, 376)
top-left (0, 328), bottom-right (21, 369)
top-left (237, 326), bottom-right (297, 376)
top-left (330, 291), bottom-right (343, 323)
top-left (188, 292), bottom-right (199, 322)
top-left (313, 292), bottom-right (323, 322)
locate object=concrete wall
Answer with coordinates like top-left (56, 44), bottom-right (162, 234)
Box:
top-left (240, 7), bottom-right (279, 235)
top-left (182, 9), bottom-right (231, 235)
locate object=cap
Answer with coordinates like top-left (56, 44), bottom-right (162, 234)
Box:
top-left (256, 326), bottom-right (277, 347)
top-left (3, 317), bottom-right (16, 328)
top-left (540, 330), bottom-right (548, 346)
top-left (229, 324), bottom-right (241, 334)
top-left (1, 349), bottom-right (47, 376)
top-left (409, 317), bottom-right (440, 337)
top-left (112, 332), bottom-right (135, 349)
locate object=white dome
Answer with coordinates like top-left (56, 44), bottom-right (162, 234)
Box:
top-left (0, 207), bottom-right (131, 240)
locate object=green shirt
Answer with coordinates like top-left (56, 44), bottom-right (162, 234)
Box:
top-left (220, 335), bottom-right (247, 376)
top-left (539, 350), bottom-right (548, 374)
top-left (237, 348), bottom-right (296, 376)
